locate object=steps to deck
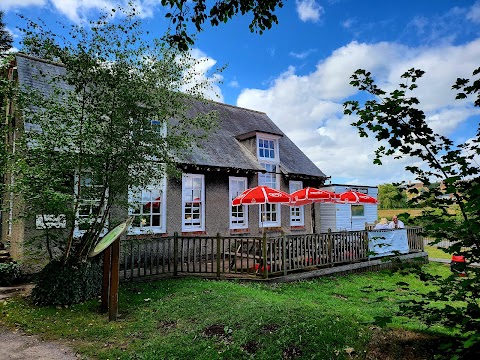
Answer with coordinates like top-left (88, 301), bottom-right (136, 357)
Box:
top-left (0, 243), bottom-right (12, 263)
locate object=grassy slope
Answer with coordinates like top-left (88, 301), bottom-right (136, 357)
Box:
top-left (0, 263), bottom-right (453, 360)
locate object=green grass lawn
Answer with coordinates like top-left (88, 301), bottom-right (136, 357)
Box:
top-left (425, 245), bottom-right (452, 260)
top-left (0, 263), bottom-right (455, 360)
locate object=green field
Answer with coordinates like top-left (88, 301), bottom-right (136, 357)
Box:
top-left (378, 209), bottom-right (424, 219)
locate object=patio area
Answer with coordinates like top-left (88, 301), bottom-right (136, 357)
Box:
top-left (120, 227), bottom-right (426, 281)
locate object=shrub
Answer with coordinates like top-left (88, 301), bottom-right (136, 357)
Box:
top-left (31, 258), bottom-right (102, 305)
top-left (0, 262), bottom-right (24, 286)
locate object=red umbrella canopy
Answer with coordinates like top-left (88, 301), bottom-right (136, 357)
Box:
top-left (290, 187), bottom-right (336, 206)
top-left (336, 190), bottom-right (378, 204)
top-left (232, 186), bottom-right (292, 206)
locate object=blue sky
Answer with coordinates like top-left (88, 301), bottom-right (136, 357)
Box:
top-left (3, 0), bottom-right (480, 186)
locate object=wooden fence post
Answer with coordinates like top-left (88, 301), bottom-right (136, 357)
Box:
top-left (282, 235), bottom-right (287, 276)
top-left (364, 230), bottom-right (369, 259)
top-left (108, 238), bottom-right (120, 321)
top-left (420, 228), bottom-right (425, 251)
top-left (101, 245), bottom-right (112, 313)
top-left (262, 232), bottom-right (268, 279)
top-left (173, 232), bottom-right (178, 276)
top-left (328, 228), bottom-right (333, 266)
top-left (216, 233), bottom-right (221, 278)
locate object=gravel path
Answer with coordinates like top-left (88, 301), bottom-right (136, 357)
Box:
top-left (0, 327), bottom-right (81, 360)
top-left (1, 284), bottom-right (82, 360)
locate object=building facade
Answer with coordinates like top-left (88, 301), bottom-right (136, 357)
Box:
top-left (1, 54), bottom-right (329, 262)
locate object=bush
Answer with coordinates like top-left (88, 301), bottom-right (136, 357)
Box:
top-left (31, 258), bottom-right (102, 305)
top-left (0, 262), bottom-right (24, 286)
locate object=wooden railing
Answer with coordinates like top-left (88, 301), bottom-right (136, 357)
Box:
top-left (407, 226), bottom-right (424, 252)
top-left (121, 227), bottom-right (424, 281)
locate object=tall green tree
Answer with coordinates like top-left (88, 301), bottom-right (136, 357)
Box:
top-left (344, 68), bottom-right (480, 358)
top-left (8, 8), bottom-right (218, 262)
top-left (377, 183), bottom-right (407, 209)
top-left (0, 10), bottom-right (13, 53)
top-left (1, 10), bottom-right (14, 215)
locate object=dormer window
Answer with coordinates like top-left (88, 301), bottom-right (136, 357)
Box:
top-left (257, 135), bottom-right (279, 161)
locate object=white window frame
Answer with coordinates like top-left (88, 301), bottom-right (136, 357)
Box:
top-left (182, 173), bottom-right (205, 232)
top-left (73, 171), bottom-right (108, 238)
top-left (229, 177), bottom-right (248, 229)
top-left (258, 131), bottom-right (281, 227)
top-left (128, 178), bottom-right (167, 235)
top-left (257, 134), bottom-right (280, 162)
top-left (289, 180), bottom-right (304, 226)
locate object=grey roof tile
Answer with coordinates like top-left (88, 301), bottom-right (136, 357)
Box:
top-left (14, 54), bottom-right (326, 179)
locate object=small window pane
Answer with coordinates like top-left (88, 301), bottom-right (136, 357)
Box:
top-left (351, 205), bottom-right (365, 217)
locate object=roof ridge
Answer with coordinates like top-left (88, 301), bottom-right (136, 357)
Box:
top-left (15, 52), bottom-right (65, 68)
top-left (206, 98), bottom-right (266, 115)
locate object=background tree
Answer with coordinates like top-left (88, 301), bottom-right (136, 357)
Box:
top-left (0, 10), bottom-right (13, 53)
top-left (344, 68), bottom-right (480, 358)
top-left (160, 0), bottom-right (284, 50)
top-left (1, 11), bottom-right (14, 228)
top-left (377, 183), bottom-right (407, 209)
top-left (8, 7), bottom-right (218, 263)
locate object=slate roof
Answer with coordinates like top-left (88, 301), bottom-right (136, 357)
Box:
top-left (182, 100), bottom-right (327, 179)
top-left (13, 53), bottom-right (327, 180)
top-left (16, 54), bottom-right (70, 96)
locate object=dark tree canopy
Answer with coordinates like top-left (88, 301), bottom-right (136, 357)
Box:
top-left (345, 68), bottom-right (480, 359)
top-left (161, 0), bottom-right (284, 50)
top-left (0, 11), bottom-right (13, 53)
top-left (377, 183), bottom-right (407, 209)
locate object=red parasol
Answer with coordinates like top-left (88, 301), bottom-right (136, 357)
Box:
top-left (290, 187), bottom-right (336, 206)
top-left (336, 190), bottom-right (378, 204)
top-left (232, 185), bottom-right (291, 206)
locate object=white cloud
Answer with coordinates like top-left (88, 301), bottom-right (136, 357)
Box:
top-left (1, 0), bottom-right (158, 23)
top-left (228, 79), bottom-right (239, 88)
top-left (182, 48), bottom-right (224, 102)
top-left (426, 108), bottom-right (480, 135)
top-left (50, 0), bottom-right (114, 24)
top-left (289, 48), bottom-right (316, 59)
top-left (341, 18), bottom-right (355, 29)
top-left (467, 1), bottom-right (480, 23)
top-left (296, 0), bottom-right (324, 23)
top-left (0, 0), bottom-right (46, 12)
top-left (237, 40), bottom-right (480, 185)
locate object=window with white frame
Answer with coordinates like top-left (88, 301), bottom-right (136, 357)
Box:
top-left (259, 163), bottom-right (278, 188)
top-left (128, 179), bottom-right (167, 234)
top-left (74, 171), bottom-right (107, 237)
top-left (289, 181), bottom-right (304, 226)
top-left (257, 134), bottom-right (281, 227)
top-left (229, 177), bottom-right (248, 229)
top-left (182, 174), bottom-right (205, 231)
top-left (258, 163), bottom-right (281, 227)
top-left (257, 135), bottom-right (279, 161)
top-left (258, 138), bottom-right (275, 159)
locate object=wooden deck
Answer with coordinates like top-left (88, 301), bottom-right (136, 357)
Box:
top-left (120, 228), bottom-right (426, 282)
